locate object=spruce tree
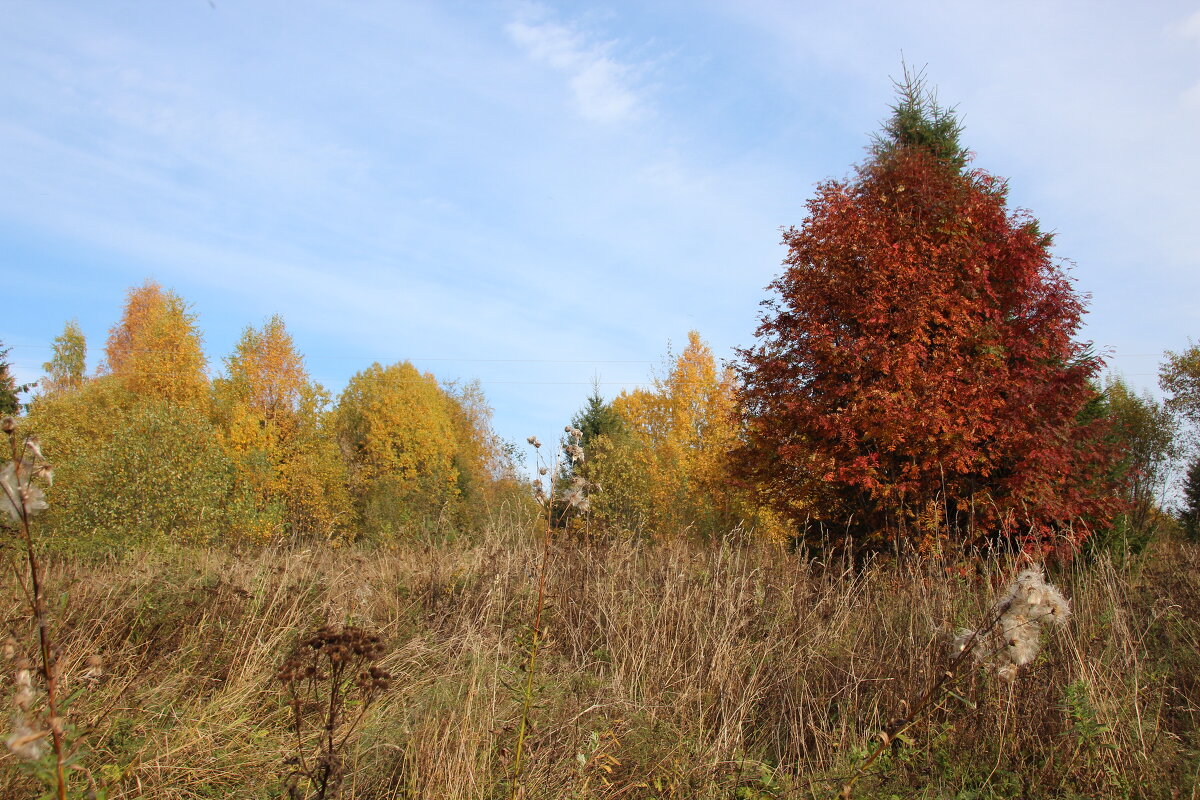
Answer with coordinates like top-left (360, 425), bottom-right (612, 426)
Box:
top-left (1180, 456), bottom-right (1200, 541)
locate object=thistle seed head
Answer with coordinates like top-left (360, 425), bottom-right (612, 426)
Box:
top-left (949, 564), bottom-right (1071, 680)
top-left (6, 723), bottom-right (47, 761)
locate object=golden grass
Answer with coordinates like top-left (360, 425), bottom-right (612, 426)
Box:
top-left (2, 517), bottom-right (1198, 799)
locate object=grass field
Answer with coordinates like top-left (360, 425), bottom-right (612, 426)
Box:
top-left (3, 513), bottom-right (1198, 799)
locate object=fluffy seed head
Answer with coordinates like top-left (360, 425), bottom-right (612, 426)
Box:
top-left (6, 723), bottom-right (47, 761)
top-left (949, 564), bottom-right (1071, 680)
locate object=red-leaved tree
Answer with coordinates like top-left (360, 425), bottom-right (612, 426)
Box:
top-left (736, 74), bottom-right (1120, 553)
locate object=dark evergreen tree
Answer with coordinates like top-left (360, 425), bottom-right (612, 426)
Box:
top-left (1180, 456), bottom-right (1200, 541)
top-left (0, 340), bottom-right (35, 415)
top-left (571, 383), bottom-right (625, 458)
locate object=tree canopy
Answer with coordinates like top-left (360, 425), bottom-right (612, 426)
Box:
top-left (102, 280), bottom-right (208, 405)
top-left (41, 320), bottom-right (87, 396)
top-left (737, 76), bottom-right (1119, 552)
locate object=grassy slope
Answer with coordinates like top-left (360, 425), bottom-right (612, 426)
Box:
top-left (2, 517), bottom-right (1198, 799)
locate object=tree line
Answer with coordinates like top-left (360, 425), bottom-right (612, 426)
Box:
top-left (5, 281), bottom-right (524, 548)
top-left (3, 73), bottom-right (1198, 554)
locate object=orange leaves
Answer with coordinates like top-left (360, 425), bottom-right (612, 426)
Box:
top-left (102, 281), bottom-right (208, 406)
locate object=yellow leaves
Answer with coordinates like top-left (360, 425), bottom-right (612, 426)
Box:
top-left (102, 281), bottom-right (208, 406)
top-left (41, 320), bottom-right (87, 396)
top-left (30, 283), bottom-right (511, 543)
top-left (337, 362), bottom-right (463, 526)
top-left (213, 316), bottom-right (350, 542)
top-left (219, 315), bottom-right (307, 420)
top-left (594, 331), bottom-right (785, 540)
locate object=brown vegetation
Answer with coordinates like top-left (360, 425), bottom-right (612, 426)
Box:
top-left (2, 513), bottom-right (1197, 798)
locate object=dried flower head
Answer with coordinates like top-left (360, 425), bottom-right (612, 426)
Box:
top-left (33, 464), bottom-right (53, 488)
top-left (949, 565), bottom-right (1070, 680)
top-left (526, 435), bottom-right (542, 449)
top-left (83, 654), bottom-right (104, 683)
top-left (0, 418), bottom-right (14, 435)
top-left (561, 486), bottom-right (590, 512)
top-left (6, 723), bottom-right (47, 761)
top-left (1, 461), bottom-right (50, 522)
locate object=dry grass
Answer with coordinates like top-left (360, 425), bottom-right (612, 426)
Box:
top-left (2, 514), bottom-right (1198, 799)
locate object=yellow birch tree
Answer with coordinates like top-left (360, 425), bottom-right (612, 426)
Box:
top-left (214, 315), bottom-right (350, 540)
top-left (102, 280), bottom-right (208, 405)
top-left (593, 331), bottom-right (785, 540)
top-left (336, 362), bottom-right (461, 534)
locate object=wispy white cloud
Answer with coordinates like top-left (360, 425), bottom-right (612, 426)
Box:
top-left (1173, 8), bottom-right (1200, 40)
top-left (506, 16), bottom-right (644, 124)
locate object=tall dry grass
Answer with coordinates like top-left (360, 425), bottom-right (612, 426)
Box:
top-left (2, 513), bottom-right (1198, 798)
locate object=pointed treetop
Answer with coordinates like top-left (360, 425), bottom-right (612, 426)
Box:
top-left (872, 63), bottom-right (968, 171)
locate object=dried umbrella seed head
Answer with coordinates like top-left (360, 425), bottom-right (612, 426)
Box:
top-left (83, 654), bottom-right (104, 683)
top-left (562, 487), bottom-right (589, 511)
top-left (33, 464), bottom-right (53, 487)
top-left (1, 417), bottom-right (14, 435)
top-left (527, 436), bottom-right (542, 449)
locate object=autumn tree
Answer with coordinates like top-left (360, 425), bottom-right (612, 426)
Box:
top-left (24, 286), bottom-right (252, 547)
top-left (1160, 342), bottom-right (1200, 447)
top-left (443, 378), bottom-right (516, 520)
top-left (102, 280), bottom-right (208, 405)
top-left (41, 320), bottom-right (87, 395)
top-left (336, 362), bottom-right (462, 534)
top-left (737, 72), bottom-right (1118, 551)
top-left (1103, 375), bottom-right (1178, 542)
top-left (214, 316), bottom-right (350, 540)
top-left (590, 332), bottom-right (784, 539)
top-left (25, 377), bottom-right (247, 547)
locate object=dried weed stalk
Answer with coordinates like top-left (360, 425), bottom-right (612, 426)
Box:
top-left (840, 565), bottom-right (1072, 798)
top-left (277, 624), bottom-right (391, 800)
top-left (1, 416), bottom-right (73, 799)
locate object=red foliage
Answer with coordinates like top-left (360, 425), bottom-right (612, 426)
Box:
top-left (737, 147), bottom-right (1121, 551)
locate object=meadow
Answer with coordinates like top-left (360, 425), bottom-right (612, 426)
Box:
top-left (3, 508), bottom-right (1197, 799)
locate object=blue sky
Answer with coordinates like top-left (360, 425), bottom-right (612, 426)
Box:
top-left (3, 1), bottom-right (1198, 455)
